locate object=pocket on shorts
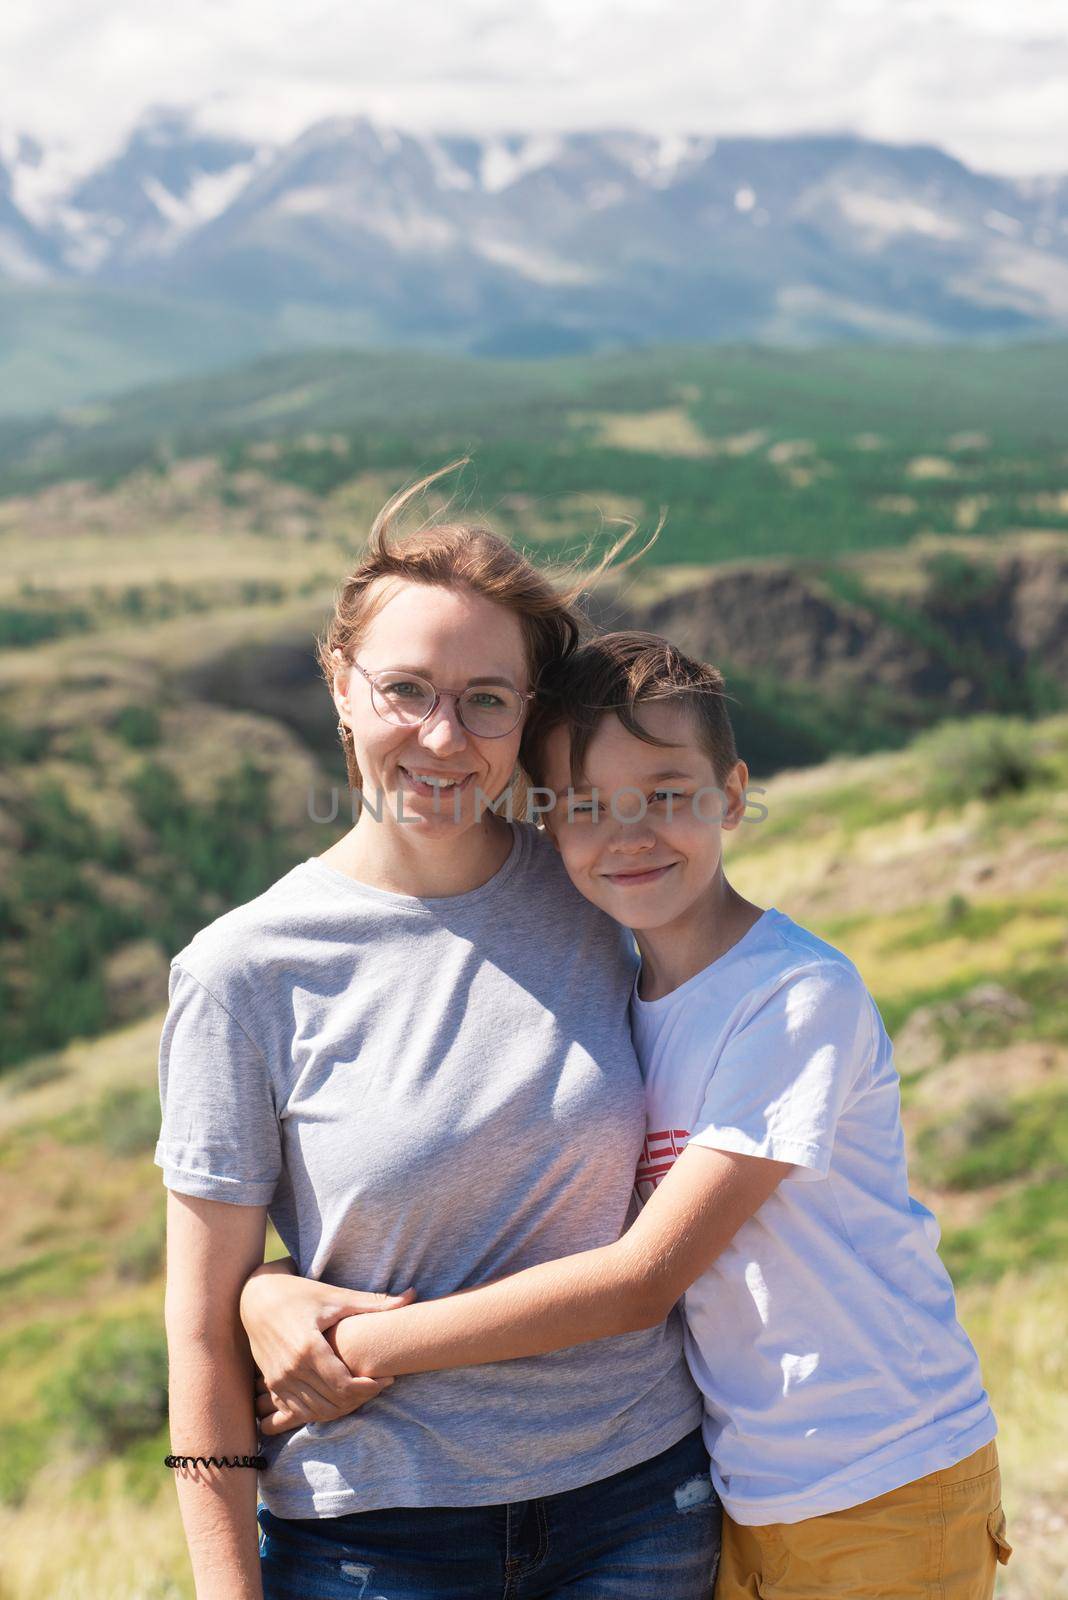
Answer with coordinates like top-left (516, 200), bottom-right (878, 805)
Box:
top-left (986, 1503), bottom-right (1013, 1566)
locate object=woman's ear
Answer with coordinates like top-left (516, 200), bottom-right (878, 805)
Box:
top-left (331, 649), bottom-right (352, 725)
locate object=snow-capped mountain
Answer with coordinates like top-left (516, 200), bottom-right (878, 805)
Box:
top-left (0, 131), bottom-right (62, 281)
top-left (4, 107), bottom-right (1068, 362)
top-left (54, 108), bottom-right (269, 274)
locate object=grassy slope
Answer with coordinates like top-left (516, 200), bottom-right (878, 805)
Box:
top-left (0, 715), bottom-right (1065, 1597)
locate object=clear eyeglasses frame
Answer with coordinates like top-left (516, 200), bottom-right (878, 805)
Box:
top-left (350, 659), bottom-right (535, 738)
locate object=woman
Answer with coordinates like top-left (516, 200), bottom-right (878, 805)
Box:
top-left (156, 463), bottom-right (719, 1600)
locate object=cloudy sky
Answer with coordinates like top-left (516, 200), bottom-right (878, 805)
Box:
top-left (2, 0), bottom-right (1067, 178)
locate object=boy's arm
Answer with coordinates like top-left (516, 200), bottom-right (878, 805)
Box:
top-left (259, 1145), bottom-right (790, 1434)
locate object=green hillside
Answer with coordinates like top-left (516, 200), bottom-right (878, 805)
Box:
top-left (2, 342), bottom-right (1068, 572)
top-left (2, 522), bottom-right (1065, 1077)
top-left (2, 341), bottom-right (1066, 1076)
top-left (0, 715), bottom-right (1064, 1597)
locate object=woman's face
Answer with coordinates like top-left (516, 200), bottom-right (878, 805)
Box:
top-left (334, 579), bottom-right (530, 839)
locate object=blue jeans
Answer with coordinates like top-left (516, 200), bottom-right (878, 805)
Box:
top-left (258, 1426), bottom-right (721, 1599)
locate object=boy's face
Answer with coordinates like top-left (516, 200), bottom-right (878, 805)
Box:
top-left (540, 702), bottom-right (748, 931)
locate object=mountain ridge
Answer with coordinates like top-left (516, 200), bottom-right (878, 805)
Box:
top-left (4, 111), bottom-right (1068, 413)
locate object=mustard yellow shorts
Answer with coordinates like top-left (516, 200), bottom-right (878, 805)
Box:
top-left (714, 1440), bottom-right (1012, 1599)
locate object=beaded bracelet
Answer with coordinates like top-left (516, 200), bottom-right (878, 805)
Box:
top-left (165, 1453), bottom-right (267, 1470)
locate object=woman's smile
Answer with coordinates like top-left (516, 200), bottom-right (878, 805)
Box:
top-left (398, 765), bottom-right (477, 800)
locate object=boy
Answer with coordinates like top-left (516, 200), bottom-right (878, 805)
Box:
top-left (248, 630), bottom-right (1013, 1598)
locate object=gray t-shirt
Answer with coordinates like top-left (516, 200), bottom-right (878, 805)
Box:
top-left (155, 820), bottom-right (701, 1515)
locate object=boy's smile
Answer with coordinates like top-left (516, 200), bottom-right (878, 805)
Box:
top-left (600, 862), bottom-right (679, 888)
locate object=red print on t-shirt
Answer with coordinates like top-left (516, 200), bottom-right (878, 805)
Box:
top-left (635, 1128), bottom-right (691, 1203)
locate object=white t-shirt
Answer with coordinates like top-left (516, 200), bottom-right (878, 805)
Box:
top-left (629, 906), bottom-right (996, 1525)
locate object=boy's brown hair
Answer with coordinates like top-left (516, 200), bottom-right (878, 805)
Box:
top-left (521, 630), bottom-right (739, 790)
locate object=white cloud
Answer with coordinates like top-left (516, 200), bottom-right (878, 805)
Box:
top-left (0, 0), bottom-right (1066, 178)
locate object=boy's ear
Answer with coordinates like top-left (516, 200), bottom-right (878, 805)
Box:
top-left (721, 760), bottom-right (750, 831)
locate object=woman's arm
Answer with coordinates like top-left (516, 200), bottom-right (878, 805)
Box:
top-left (257, 1145), bottom-right (791, 1434)
top-left (164, 1191), bottom-right (270, 1600)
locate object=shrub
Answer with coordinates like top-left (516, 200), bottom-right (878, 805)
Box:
top-left (915, 1088), bottom-right (1068, 1191)
top-left (239, 579), bottom-right (284, 604)
top-left (0, 1422), bottom-right (48, 1505)
top-left (916, 716), bottom-right (1039, 807)
top-left (6, 1053), bottom-right (70, 1095)
top-left (0, 716), bottom-right (51, 764)
top-left (65, 728), bottom-right (100, 766)
top-left (112, 705), bottom-right (163, 748)
top-left (941, 1178), bottom-right (1068, 1285)
top-left (116, 1214), bottom-right (165, 1283)
top-left (97, 1085), bottom-right (163, 1157)
top-left (914, 1096), bottom-right (1016, 1189)
top-left (0, 604), bottom-right (92, 649)
top-left (941, 892), bottom-right (970, 929)
top-left (924, 552), bottom-right (1000, 614)
top-left (43, 1318), bottom-right (168, 1455)
top-left (2, 758), bottom-right (291, 1074)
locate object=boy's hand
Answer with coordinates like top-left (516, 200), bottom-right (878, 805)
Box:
top-left (239, 1266), bottom-right (414, 1432)
top-left (253, 1367), bottom-right (396, 1435)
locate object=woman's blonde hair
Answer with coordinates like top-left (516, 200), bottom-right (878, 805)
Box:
top-left (315, 459), bottom-right (660, 792)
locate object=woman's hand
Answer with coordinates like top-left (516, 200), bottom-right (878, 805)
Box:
top-left (239, 1262), bottom-right (415, 1434)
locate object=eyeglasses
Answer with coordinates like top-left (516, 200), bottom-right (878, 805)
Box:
top-left (351, 660), bottom-right (534, 738)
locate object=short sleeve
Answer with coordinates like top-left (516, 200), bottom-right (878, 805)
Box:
top-left (686, 963), bottom-right (875, 1182)
top-left (154, 960), bottom-right (282, 1205)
